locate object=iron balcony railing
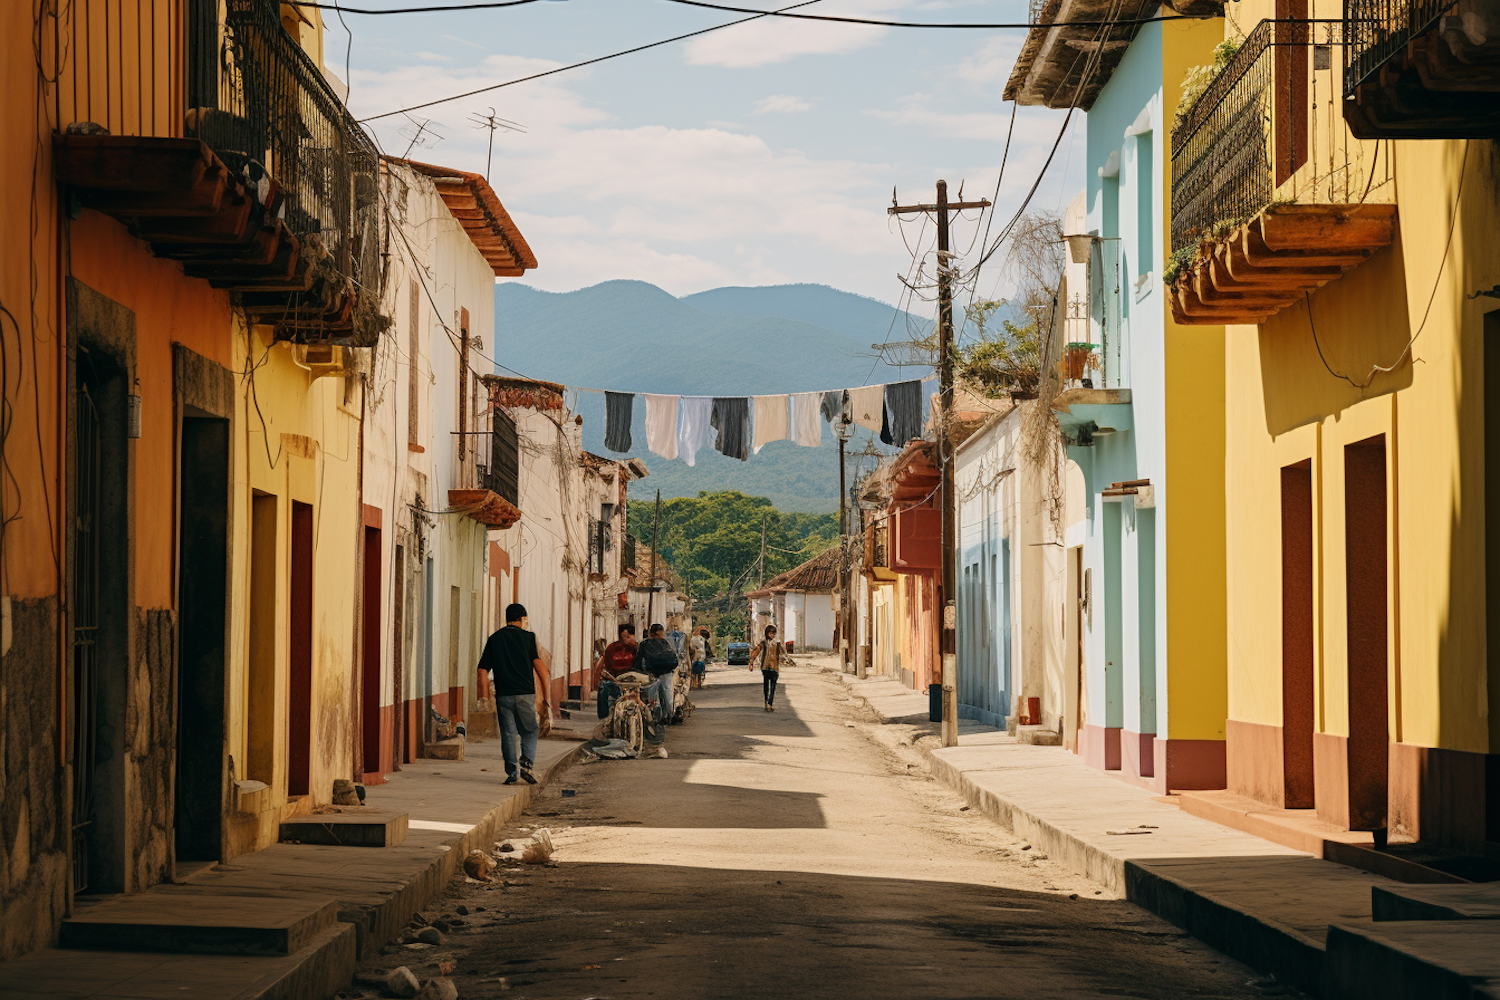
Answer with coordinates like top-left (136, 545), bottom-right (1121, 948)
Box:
top-left (1171, 20), bottom-right (1302, 254)
top-left (188, 0), bottom-right (381, 305)
top-left (1344, 0), bottom-right (1460, 94)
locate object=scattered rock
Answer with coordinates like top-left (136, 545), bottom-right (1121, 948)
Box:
top-left (415, 978), bottom-right (458, 1000)
top-left (844, 721), bottom-right (855, 728)
top-left (414, 927), bottom-right (445, 946)
top-left (435, 960), bottom-right (456, 976)
top-left (1068, 893), bottom-right (1079, 900)
top-left (495, 842), bottom-right (514, 853)
top-left (386, 967), bottom-right (421, 999)
top-left (463, 849), bottom-right (496, 881)
top-left (1033, 853), bottom-right (1049, 860)
top-left (429, 920), bottom-right (450, 933)
top-left (1020, 843), bottom-right (1031, 851)
top-left (411, 912), bottom-right (430, 926)
top-left (958, 804), bottom-right (970, 811)
top-left (403, 942), bottom-right (433, 951)
top-left (1094, 890), bottom-right (1103, 895)
top-left (455, 905), bottom-right (469, 916)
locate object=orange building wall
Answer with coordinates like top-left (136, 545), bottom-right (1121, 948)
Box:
top-left (67, 210), bottom-right (233, 608)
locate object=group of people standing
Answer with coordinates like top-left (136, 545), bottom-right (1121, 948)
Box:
top-left (474, 607), bottom-right (791, 783)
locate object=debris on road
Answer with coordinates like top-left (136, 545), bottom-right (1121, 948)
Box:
top-left (463, 849), bottom-right (496, 880)
top-left (522, 829), bottom-right (555, 864)
top-left (384, 967), bottom-right (421, 998)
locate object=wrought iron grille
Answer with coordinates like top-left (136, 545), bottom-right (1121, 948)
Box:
top-left (1344, 0), bottom-right (1460, 94)
top-left (71, 381), bottom-right (101, 894)
top-left (623, 533), bottom-right (638, 572)
top-left (187, 0), bottom-right (381, 304)
top-left (1170, 21), bottom-right (1279, 254)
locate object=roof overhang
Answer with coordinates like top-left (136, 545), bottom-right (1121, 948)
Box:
top-left (387, 157), bottom-right (538, 276)
top-left (1005, 0), bottom-right (1221, 109)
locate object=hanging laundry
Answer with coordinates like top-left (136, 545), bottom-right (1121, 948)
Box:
top-left (883, 380), bottom-right (924, 447)
top-left (604, 392), bottom-right (633, 453)
top-left (710, 397), bottom-right (750, 461)
top-left (790, 392), bottom-right (822, 447)
top-left (820, 390), bottom-right (844, 423)
top-left (678, 395), bottom-right (714, 467)
top-left (643, 394), bottom-right (679, 460)
top-left (848, 384), bottom-right (884, 433)
top-left (880, 403), bottom-right (892, 446)
top-left (752, 395), bottom-right (789, 454)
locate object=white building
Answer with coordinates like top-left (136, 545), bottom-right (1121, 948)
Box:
top-left (361, 157), bottom-right (535, 775)
top-left (746, 548), bottom-right (839, 652)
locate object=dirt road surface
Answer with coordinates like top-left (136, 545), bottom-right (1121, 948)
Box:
top-left (353, 660), bottom-right (1292, 1000)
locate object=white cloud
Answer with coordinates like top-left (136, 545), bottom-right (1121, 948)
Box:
top-left (684, 18), bottom-right (887, 67)
top-left (953, 36), bottom-right (1022, 88)
top-left (752, 94), bottom-right (814, 114)
top-left (349, 60), bottom-right (905, 298)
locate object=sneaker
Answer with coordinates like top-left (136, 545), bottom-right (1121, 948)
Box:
top-left (519, 759), bottom-right (538, 785)
top-left (503, 775), bottom-right (519, 785)
top-left (764, 703), bottom-right (772, 712)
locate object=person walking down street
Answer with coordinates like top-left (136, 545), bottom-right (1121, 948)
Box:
top-left (689, 628), bottom-right (708, 689)
top-left (593, 623), bottom-right (640, 719)
top-left (477, 603), bottom-right (551, 785)
top-left (749, 625), bottom-right (787, 711)
top-left (634, 623), bottom-right (680, 722)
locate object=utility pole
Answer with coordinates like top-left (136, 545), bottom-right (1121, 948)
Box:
top-left (759, 515), bottom-right (767, 589)
top-left (647, 489), bottom-right (661, 626)
top-left (837, 418), bottom-right (850, 671)
top-left (889, 180), bottom-right (990, 748)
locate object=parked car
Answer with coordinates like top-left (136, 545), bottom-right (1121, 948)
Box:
top-left (726, 641), bottom-right (751, 665)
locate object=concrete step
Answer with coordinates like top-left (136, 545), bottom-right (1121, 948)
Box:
top-left (1323, 920), bottom-right (1500, 1000)
top-left (61, 892), bottom-right (340, 956)
top-left (1017, 725), bottom-right (1062, 746)
top-left (279, 810), bottom-right (409, 848)
top-left (1373, 882), bottom-right (1500, 921)
top-left (421, 737), bottom-right (465, 761)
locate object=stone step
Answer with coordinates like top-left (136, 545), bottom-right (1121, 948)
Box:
top-left (279, 810), bottom-right (409, 848)
top-left (1373, 882), bottom-right (1500, 921)
top-left (1017, 725), bottom-right (1062, 746)
top-left (61, 892), bottom-right (340, 956)
top-left (421, 737), bottom-right (465, 761)
top-left (1324, 920), bottom-right (1500, 1000)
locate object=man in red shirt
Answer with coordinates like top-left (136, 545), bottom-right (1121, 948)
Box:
top-left (592, 623), bottom-right (639, 691)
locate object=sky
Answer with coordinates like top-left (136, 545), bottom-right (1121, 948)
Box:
top-left (334, 0), bottom-right (1084, 311)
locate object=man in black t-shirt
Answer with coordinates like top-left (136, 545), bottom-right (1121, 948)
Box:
top-left (476, 603), bottom-right (550, 785)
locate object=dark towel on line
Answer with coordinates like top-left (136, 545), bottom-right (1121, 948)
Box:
top-left (883, 380), bottom-right (924, 447)
top-left (710, 397), bottom-right (750, 461)
top-left (820, 390), bottom-right (844, 423)
top-left (604, 392), bottom-right (633, 453)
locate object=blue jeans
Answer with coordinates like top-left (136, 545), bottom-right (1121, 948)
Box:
top-left (496, 693), bottom-right (539, 778)
top-left (648, 671), bottom-right (675, 722)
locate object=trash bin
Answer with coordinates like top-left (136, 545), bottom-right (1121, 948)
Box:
top-left (785, 640), bottom-right (794, 653)
top-left (929, 683), bottom-right (942, 723)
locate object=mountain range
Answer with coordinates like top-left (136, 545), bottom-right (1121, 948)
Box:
top-left (492, 280), bottom-right (934, 512)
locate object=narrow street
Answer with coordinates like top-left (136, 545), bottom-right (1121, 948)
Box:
top-left (356, 659), bottom-right (1281, 1000)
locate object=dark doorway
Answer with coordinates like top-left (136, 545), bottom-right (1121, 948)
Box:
top-left (393, 544), bottom-right (406, 770)
top-left (1488, 310), bottom-right (1500, 844)
top-left (1345, 436), bottom-right (1389, 832)
top-left (71, 353), bottom-right (129, 894)
top-left (175, 414), bottom-right (229, 863)
top-left (288, 501), bottom-right (314, 798)
top-left (361, 523), bottom-right (383, 776)
top-left (1281, 461), bottom-right (1315, 809)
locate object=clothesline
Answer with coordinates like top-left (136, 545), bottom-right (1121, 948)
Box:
top-left (568, 373), bottom-right (938, 398)
top-left (592, 378), bottom-right (933, 465)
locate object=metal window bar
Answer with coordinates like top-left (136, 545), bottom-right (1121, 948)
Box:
top-left (71, 382), bottom-right (101, 894)
top-left (1343, 0), bottom-right (1461, 95)
top-left (1170, 21), bottom-right (1285, 255)
top-left (1090, 239), bottom-right (1124, 388)
top-left (187, 0), bottom-right (381, 306)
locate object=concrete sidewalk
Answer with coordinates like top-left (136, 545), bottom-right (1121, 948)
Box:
top-left (0, 737), bottom-right (578, 1000)
top-left (834, 670), bottom-right (1500, 1000)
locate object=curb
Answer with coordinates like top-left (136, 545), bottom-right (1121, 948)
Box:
top-left (836, 672), bottom-right (1329, 997)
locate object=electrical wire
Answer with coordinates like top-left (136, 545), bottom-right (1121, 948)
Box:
top-left (662, 0), bottom-right (1204, 29)
top-left (290, 0), bottom-right (545, 12)
top-left (360, 0), bottom-right (827, 122)
top-left (1306, 140), bottom-right (1467, 390)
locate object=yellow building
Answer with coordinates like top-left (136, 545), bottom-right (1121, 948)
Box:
top-left (1169, 0), bottom-right (1500, 846)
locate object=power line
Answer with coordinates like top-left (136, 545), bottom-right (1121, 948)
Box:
top-left (360, 0), bottom-right (826, 122)
top-left (662, 0), bottom-right (1205, 29)
top-left (289, 0), bottom-right (544, 12)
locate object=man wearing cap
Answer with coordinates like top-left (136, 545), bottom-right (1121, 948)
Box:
top-left (476, 603), bottom-right (551, 784)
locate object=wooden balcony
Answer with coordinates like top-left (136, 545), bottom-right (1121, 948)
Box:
top-left (1170, 205), bottom-right (1397, 325)
top-left (446, 489), bottom-right (522, 530)
top-left (1343, 0), bottom-right (1500, 138)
